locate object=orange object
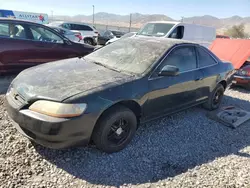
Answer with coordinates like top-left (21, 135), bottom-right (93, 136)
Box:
top-left (209, 39), bottom-right (250, 69)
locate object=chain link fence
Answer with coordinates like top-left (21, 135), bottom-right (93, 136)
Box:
top-left (93, 23), bottom-right (139, 33)
top-left (50, 19), bottom-right (139, 33)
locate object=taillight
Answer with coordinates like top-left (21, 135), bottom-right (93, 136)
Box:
top-left (75, 33), bottom-right (82, 40)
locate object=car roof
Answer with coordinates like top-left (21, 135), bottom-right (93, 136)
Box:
top-left (49, 21), bottom-right (94, 28)
top-left (0, 17), bottom-right (39, 25)
top-left (146, 21), bottom-right (180, 25)
top-left (144, 21), bottom-right (214, 28)
top-left (130, 35), bottom-right (197, 46)
top-left (111, 30), bottom-right (126, 33)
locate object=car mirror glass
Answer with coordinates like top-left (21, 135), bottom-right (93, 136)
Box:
top-left (159, 65), bottom-right (179, 76)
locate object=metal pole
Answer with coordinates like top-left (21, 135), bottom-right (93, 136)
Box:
top-left (92, 5), bottom-right (95, 26)
top-left (51, 10), bottom-right (54, 21)
top-left (129, 13), bottom-right (132, 32)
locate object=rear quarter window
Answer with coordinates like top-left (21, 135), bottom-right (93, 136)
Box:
top-left (0, 23), bottom-right (9, 37)
top-left (197, 47), bottom-right (217, 68)
top-left (74, 24), bottom-right (93, 31)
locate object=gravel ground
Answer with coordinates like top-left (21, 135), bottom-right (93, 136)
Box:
top-left (1, 81), bottom-right (250, 188)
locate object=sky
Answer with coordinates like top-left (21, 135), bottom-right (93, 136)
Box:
top-left (0, 0), bottom-right (249, 19)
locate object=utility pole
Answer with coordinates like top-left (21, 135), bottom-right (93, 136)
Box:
top-left (92, 5), bottom-right (95, 26)
top-left (129, 13), bottom-right (132, 32)
top-left (51, 10), bottom-right (54, 21)
top-left (181, 16), bottom-right (184, 22)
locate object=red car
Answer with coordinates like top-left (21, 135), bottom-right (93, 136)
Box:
top-left (210, 39), bottom-right (250, 89)
top-left (233, 60), bottom-right (250, 89)
top-left (216, 35), bottom-right (230, 39)
top-left (0, 18), bottom-right (94, 75)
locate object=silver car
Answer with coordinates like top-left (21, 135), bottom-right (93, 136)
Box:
top-left (48, 26), bottom-right (82, 43)
top-left (48, 21), bottom-right (98, 45)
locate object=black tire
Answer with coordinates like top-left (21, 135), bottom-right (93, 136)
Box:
top-left (203, 84), bottom-right (225, 110)
top-left (246, 83), bottom-right (250, 90)
top-left (84, 38), bottom-right (94, 45)
top-left (92, 105), bottom-right (137, 153)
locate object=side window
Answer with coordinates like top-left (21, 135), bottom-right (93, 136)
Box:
top-left (197, 47), bottom-right (217, 68)
top-left (70, 24), bottom-right (78, 30)
top-left (104, 31), bottom-right (112, 37)
top-left (159, 46), bottom-right (197, 73)
top-left (29, 26), bottom-right (64, 43)
top-left (10, 24), bottom-right (27, 39)
top-left (54, 28), bottom-right (66, 35)
top-left (79, 25), bottom-right (93, 31)
top-left (0, 23), bottom-right (9, 37)
top-left (62, 23), bottom-right (71, 30)
top-left (0, 23), bottom-right (28, 39)
top-left (169, 26), bottom-right (184, 39)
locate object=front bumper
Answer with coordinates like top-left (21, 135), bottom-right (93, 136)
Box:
top-left (5, 95), bottom-right (96, 149)
top-left (233, 75), bottom-right (250, 86)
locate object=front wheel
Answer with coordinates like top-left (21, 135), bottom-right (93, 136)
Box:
top-left (203, 84), bottom-right (225, 110)
top-left (92, 105), bottom-right (137, 153)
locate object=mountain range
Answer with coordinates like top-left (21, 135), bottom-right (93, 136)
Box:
top-left (51, 13), bottom-right (250, 34)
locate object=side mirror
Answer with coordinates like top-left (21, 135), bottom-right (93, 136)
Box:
top-left (158, 65), bottom-right (179, 76)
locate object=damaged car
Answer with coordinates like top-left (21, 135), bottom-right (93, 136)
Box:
top-left (6, 37), bottom-right (234, 153)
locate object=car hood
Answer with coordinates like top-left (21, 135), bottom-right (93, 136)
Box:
top-left (11, 58), bottom-right (135, 102)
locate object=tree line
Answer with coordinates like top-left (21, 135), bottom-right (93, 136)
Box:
top-left (224, 24), bottom-right (249, 39)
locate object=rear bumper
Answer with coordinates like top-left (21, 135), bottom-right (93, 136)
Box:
top-left (5, 95), bottom-right (97, 149)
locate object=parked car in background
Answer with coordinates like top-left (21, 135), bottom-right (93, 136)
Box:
top-left (0, 18), bottom-right (94, 75)
top-left (48, 25), bottom-right (83, 43)
top-left (98, 30), bottom-right (125, 45)
top-left (216, 34), bottom-right (230, 39)
top-left (105, 32), bottom-right (137, 45)
top-left (233, 60), bottom-right (250, 89)
top-left (209, 38), bottom-right (250, 89)
top-left (48, 21), bottom-right (98, 45)
top-left (137, 21), bottom-right (216, 48)
top-left (6, 37), bottom-right (234, 153)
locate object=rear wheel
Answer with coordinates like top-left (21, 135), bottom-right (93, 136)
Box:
top-left (84, 38), bottom-right (94, 45)
top-left (203, 84), bottom-right (225, 110)
top-left (92, 105), bottom-right (137, 153)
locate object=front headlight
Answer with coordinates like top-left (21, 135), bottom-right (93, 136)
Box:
top-left (29, 100), bottom-right (87, 118)
top-left (237, 69), bottom-right (248, 76)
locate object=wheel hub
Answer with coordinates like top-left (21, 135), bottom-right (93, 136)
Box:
top-left (115, 127), bottom-right (124, 136)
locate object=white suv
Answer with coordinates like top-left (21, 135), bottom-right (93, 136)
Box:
top-left (48, 21), bottom-right (98, 45)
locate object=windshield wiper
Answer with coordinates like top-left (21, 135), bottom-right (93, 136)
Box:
top-left (92, 61), bottom-right (121, 73)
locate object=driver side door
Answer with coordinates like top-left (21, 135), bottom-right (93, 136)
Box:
top-left (144, 45), bottom-right (204, 120)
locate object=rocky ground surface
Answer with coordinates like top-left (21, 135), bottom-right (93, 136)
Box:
top-left (0, 82), bottom-right (250, 188)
